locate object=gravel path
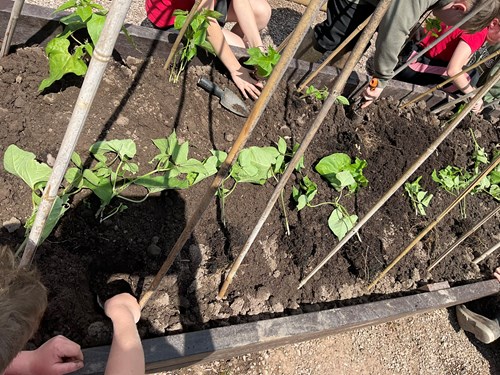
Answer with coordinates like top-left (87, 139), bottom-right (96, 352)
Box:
top-left (21, 0), bottom-right (500, 373)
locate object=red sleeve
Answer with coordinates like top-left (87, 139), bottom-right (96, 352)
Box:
top-left (460, 28), bottom-right (488, 53)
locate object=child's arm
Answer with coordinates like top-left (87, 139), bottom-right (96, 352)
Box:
top-left (4, 336), bottom-right (84, 375)
top-left (200, 0), bottom-right (262, 99)
top-left (104, 293), bottom-right (144, 375)
top-left (446, 39), bottom-right (483, 112)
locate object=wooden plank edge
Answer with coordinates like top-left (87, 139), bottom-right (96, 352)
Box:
top-left (76, 279), bottom-right (500, 374)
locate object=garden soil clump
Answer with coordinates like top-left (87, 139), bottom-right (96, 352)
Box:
top-left (0, 47), bottom-right (498, 349)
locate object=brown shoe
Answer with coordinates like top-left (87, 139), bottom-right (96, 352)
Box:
top-left (456, 304), bottom-right (500, 344)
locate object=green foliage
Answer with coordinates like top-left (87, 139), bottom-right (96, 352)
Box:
top-left (300, 85), bottom-right (329, 101)
top-left (170, 9), bottom-right (221, 83)
top-left (335, 95), bottom-right (350, 106)
top-left (39, 0), bottom-right (108, 91)
top-left (315, 153), bottom-right (368, 193)
top-left (244, 46), bottom-right (281, 79)
top-left (292, 152), bottom-right (368, 241)
top-left (404, 176), bottom-right (433, 216)
top-left (3, 132), bottom-right (224, 245)
top-left (424, 17), bottom-right (442, 38)
top-left (431, 166), bottom-right (471, 196)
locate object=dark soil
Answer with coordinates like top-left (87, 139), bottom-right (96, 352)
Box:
top-left (0, 46), bottom-right (498, 349)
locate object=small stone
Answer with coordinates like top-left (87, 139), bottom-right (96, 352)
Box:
top-left (115, 115), bottom-right (129, 127)
top-left (255, 286), bottom-right (271, 301)
top-left (429, 115), bottom-right (441, 127)
top-left (151, 236), bottom-right (160, 244)
top-left (43, 93), bottom-right (57, 105)
top-left (230, 297), bottom-right (246, 315)
top-left (15, 75), bottom-right (22, 84)
top-left (417, 100), bottom-right (427, 110)
top-left (225, 133), bottom-right (234, 142)
top-left (46, 153), bottom-right (56, 167)
top-left (3, 217), bottom-right (21, 233)
top-left (14, 97), bottom-right (25, 108)
top-left (126, 56), bottom-right (143, 66)
top-left (147, 243), bottom-right (162, 256)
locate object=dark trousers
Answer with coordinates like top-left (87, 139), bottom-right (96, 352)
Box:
top-left (314, 0), bottom-right (375, 53)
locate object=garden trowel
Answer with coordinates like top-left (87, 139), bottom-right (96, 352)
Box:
top-left (197, 77), bottom-right (250, 117)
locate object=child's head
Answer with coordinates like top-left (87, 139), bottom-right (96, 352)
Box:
top-left (434, 0), bottom-right (500, 32)
top-left (487, 17), bottom-right (500, 44)
top-left (0, 246), bottom-right (47, 373)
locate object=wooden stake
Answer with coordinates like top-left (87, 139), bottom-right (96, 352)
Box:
top-left (139, 0), bottom-right (326, 309)
top-left (1, 0), bottom-right (25, 57)
top-left (367, 155), bottom-right (500, 291)
top-left (298, 66), bottom-right (500, 290)
top-left (164, 0), bottom-right (202, 71)
top-left (473, 241), bottom-right (500, 265)
top-left (427, 205), bottom-right (500, 272)
top-left (218, 0), bottom-right (395, 299)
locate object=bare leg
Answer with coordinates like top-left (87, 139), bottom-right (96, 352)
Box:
top-left (224, 0), bottom-right (271, 48)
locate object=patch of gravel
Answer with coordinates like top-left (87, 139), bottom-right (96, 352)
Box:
top-left (21, 0), bottom-right (500, 374)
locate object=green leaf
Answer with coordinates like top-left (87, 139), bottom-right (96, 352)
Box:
top-left (90, 139), bottom-right (136, 160)
top-left (135, 174), bottom-right (189, 192)
top-left (315, 153), bottom-right (367, 192)
top-left (335, 95), bottom-right (350, 105)
top-left (39, 38), bottom-right (88, 91)
top-left (87, 12), bottom-right (106, 46)
top-left (244, 46), bottom-right (281, 78)
top-left (328, 208), bottom-right (358, 241)
top-left (3, 145), bottom-right (52, 190)
top-left (231, 146), bottom-right (279, 184)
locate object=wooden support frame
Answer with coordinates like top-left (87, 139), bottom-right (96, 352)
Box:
top-left (77, 280), bottom-right (499, 374)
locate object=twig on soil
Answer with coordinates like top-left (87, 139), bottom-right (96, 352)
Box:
top-left (367, 155), bottom-right (500, 291)
top-left (427, 205), bottom-right (500, 272)
top-left (138, 0), bottom-right (326, 309)
top-left (217, 0), bottom-right (395, 299)
top-left (298, 67), bottom-right (500, 290)
top-left (472, 241), bottom-right (500, 265)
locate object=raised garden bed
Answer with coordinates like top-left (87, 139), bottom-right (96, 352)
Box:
top-left (1, 2), bottom-right (499, 372)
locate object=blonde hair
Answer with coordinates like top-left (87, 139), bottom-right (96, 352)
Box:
top-left (462, 0), bottom-right (500, 32)
top-left (0, 246), bottom-right (47, 373)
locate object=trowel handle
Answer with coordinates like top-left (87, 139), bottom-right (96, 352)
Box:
top-left (197, 77), bottom-right (224, 99)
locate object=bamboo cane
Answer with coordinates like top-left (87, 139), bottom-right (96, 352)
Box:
top-left (427, 205), bottom-right (500, 272)
top-left (0, 0), bottom-right (25, 57)
top-left (473, 241), bottom-right (500, 264)
top-left (430, 89), bottom-right (478, 115)
top-left (483, 98), bottom-right (500, 110)
top-left (277, 33), bottom-right (292, 54)
top-left (164, 0), bottom-right (202, 70)
top-left (138, 0), bottom-right (326, 309)
top-left (400, 50), bottom-right (500, 109)
top-left (288, 0), bottom-right (327, 12)
top-left (217, 0), bottom-right (395, 300)
top-left (298, 66), bottom-right (500, 290)
top-left (19, 0), bottom-right (134, 268)
top-left (297, 15), bottom-right (371, 93)
top-left (367, 155), bottom-right (500, 291)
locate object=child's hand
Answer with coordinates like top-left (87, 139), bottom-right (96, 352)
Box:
top-left (471, 97), bottom-right (483, 114)
top-left (361, 86), bottom-right (383, 108)
top-left (494, 267), bottom-right (500, 282)
top-left (28, 335), bottom-right (84, 375)
top-left (230, 67), bottom-right (263, 100)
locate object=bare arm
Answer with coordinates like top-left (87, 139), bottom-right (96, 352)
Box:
top-left (229, 0), bottom-right (263, 48)
top-left (446, 40), bottom-right (482, 112)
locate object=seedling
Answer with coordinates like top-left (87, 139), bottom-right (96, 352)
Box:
top-left (39, 0), bottom-right (114, 91)
top-left (170, 9), bottom-right (221, 83)
top-left (244, 46), bottom-right (281, 79)
top-left (300, 85), bottom-right (329, 101)
top-left (432, 165), bottom-right (471, 217)
top-left (3, 132), bottom-right (222, 245)
top-left (424, 17), bottom-right (442, 38)
top-left (404, 176), bottom-right (433, 216)
top-left (292, 153), bottom-right (368, 241)
top-left (335, 95), bottom-right (350, 106)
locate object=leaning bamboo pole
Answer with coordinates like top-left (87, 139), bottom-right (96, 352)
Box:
top-left (19, 0), bottom-right (134, 268)
top-left (400, 50), bottom-right (500, 109)
top-left (473, 241), bottom-right (500, 264)
top-left (430, 89), bottom-right (478, 114)
top-left (367, 155), bottom-right (500, 291)
top-left (164, 0), bottom-right (202, 70)
top-left (138, 0), bottom-right (326, 309)
top-left (427, 205), bottom-right (500, 272)
top-left (297, 15), bottom-right (371, 93)
top-left (217, 0), bottom-right (394, 300)
top-left (298, 66), bottom-right (500, 289)
top-left (0, 0), bottom-right (25, 57)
